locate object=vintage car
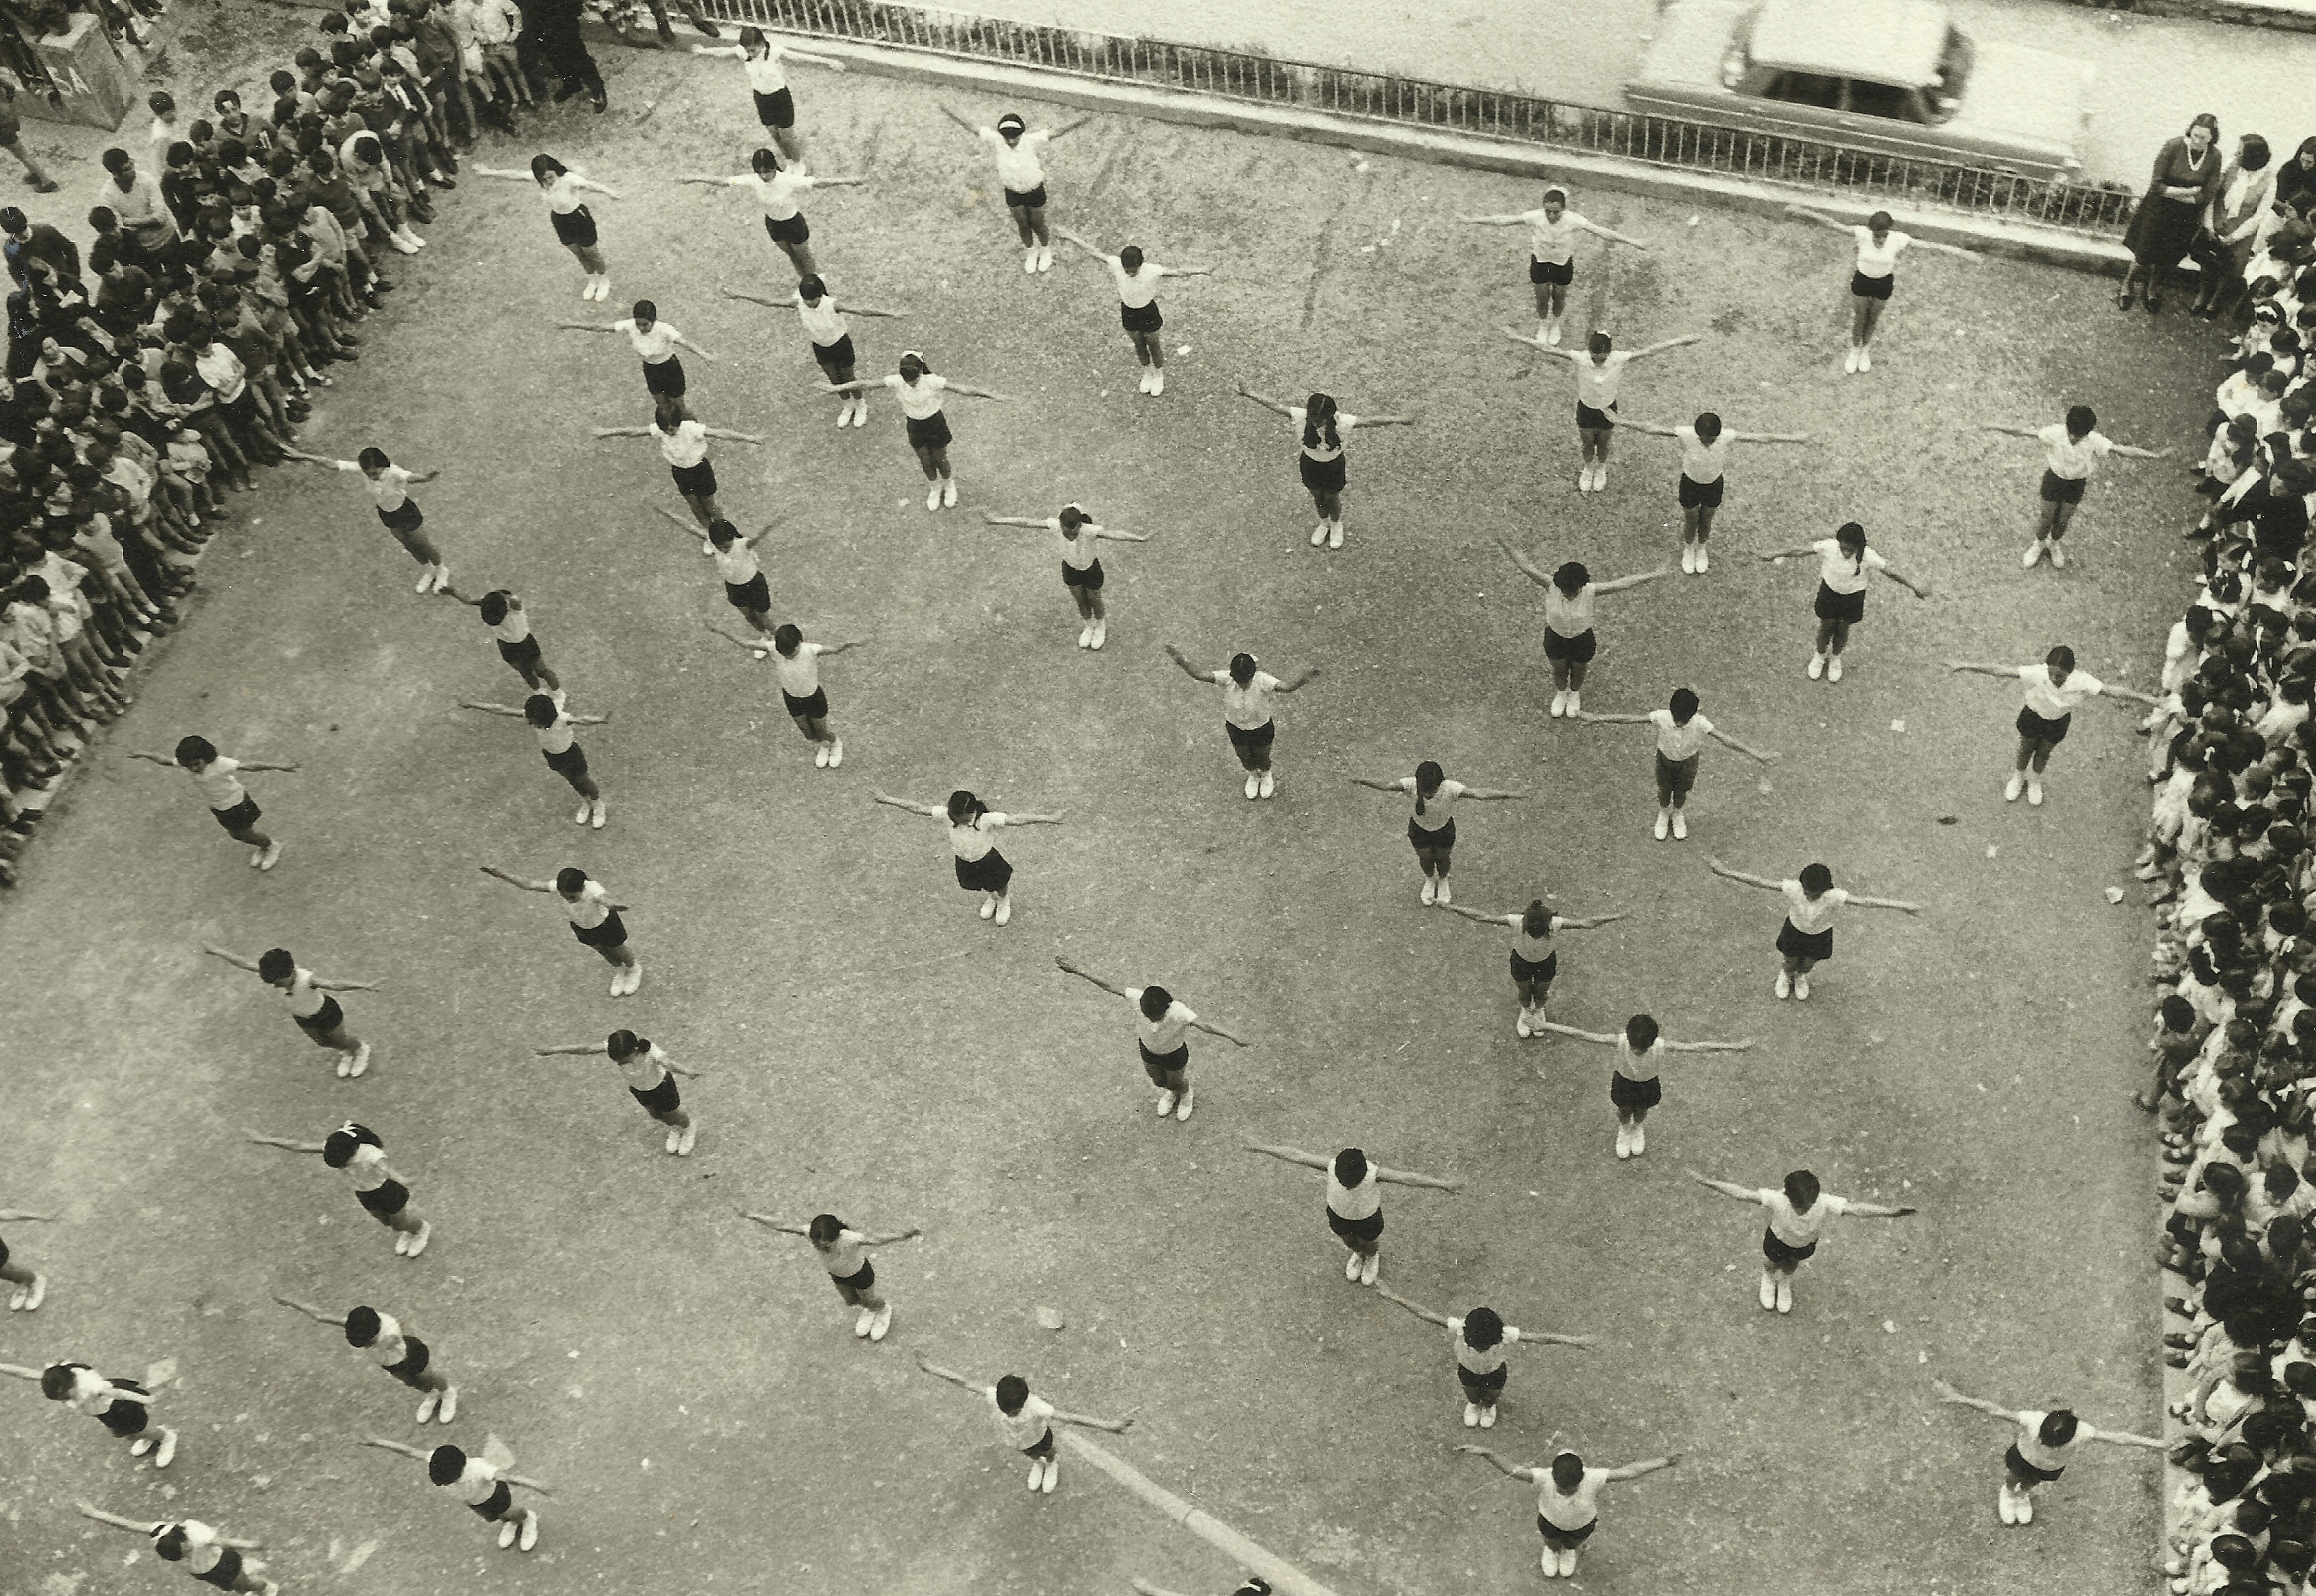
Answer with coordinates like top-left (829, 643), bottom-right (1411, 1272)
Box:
top-left (1623, 0), bottom-right (2094, 179)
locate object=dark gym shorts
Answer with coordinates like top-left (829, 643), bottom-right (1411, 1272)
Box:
top-left (642, 355), bottom-right (686, 397)
top-left (542, 741), bottom-right (589, 778)
top-left (1761, 1226), bottom-right (1816, 1269)
top-left (1656, 751), bottom-right (1699, 799)
top-left (377, 499), bottom-right (424, 534)
top-left (357, 1178), bottom-right (411, 1221)
top-left (1679, 473), bottom-right (1724, 508)
top-left (294, 996), bottom-right (346, 1036)
top-left (905, 411), bottom-right (953, 451)
top-left (1003, 184), bottom-right (1048, 210)
top-left (1528, 256), bottom-right (1574, 286)
top-left (194, 1548), bottom-right (245, 1589)
top-left (99, 1397), bottom-right (151, 1436)
top-left (2016, 706), bottom-right (2071, 745)
top-left (1022, 1428), bottom-right (1056, 1459)
top-left (1775, 918), bottom-right (1832, 962)
top-left (571, 911), bottom-right (627, 949)
top-left (497, 635), bottom-right (542, 671)
top-left (1120, 300), bottom-right (1162, 333)
top-left (1408, 816), bottom-right (1456, 852)
top-left (1226, 719), bottom-right (1276, 749)
top-left (782, 687), bottom-right (829, 719)
top-left (1509, 949), bottom-right (1557, 985)
top-left (383, 1336), bottom-right (433, 1386)
top-left (1061, 559), bottom-right (1104, 590)
top-left (1544, 626), bottom-right (1597, 664)
top-left (630, 1074), bottom-right (682, 1118)
top-left (1139, 1041), bottom-right (1189, 1085)
top-left (1575, 400), bottom-right (1617, 431)
top-left (1610, 1071), bottom-right (1662, 1112)
top-left (1850, 269), bottom-right (1894, 300)
top-left (550, 204), bottom-right (596, 248)
top-left (1458, 1362), bottom-right (1509, 1397)
top-left (1327, 1206), bottom-right (1384, 1245)
top-left (1539, 1515), bottom-right (1598, 1549)
top-left (211, 795), bottom-right (262, 832)
top-left (954, 849), bottom-right (1013, 892)
top-left (810, 333), bottom-right (855, 370)
top-left (764, 212), bottom-right (810, 246)
top-left (752, 86), bottom-right (796, 128)
top-left (669, 458), bottom-right (718, 498)
top-left (725, 572), bottom-right (771, 614)
top-left (2005, 1442), bottom-right (2064, 1484)
top-left (1299, 451), bottom-right (1347, 495)
top-left (830, 1260), bottom-right (876, 1296)
top-left (1813, 582), bottom-right (1865, 625)
top-left (470, 1479), bottom-right (516, 1521)
top-left (2039, 469), bottom-right (2086, 505)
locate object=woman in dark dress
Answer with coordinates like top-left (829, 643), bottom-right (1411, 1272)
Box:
top-left (2120, 113), bottom-right (2223, 312)
top-left (2273, 137), bottom-right (2316, 223)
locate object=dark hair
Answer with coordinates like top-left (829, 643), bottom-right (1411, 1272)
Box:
top-left (174, 733), bottom-right (218, 767)
top-left (2047, 645), bottom-right (2076, 674)
top-left (1587, 331), bottom-right (1612, 358)
top-left (994, 1374), bottom-right (1029, 1412)
top-left (322, 1122), bottom-right (380, 1167)
top-left (707, 518), bottom-right (736, 549)
top-left (2064, 404), bottom-right (2096, 436)
top-left (1333, 1147), bottom-right (1369, 1187)
top-left (1867, 209), bottom-right (1893, 232)
top-left (752, 147), bottom-right (780, 176)
top-left (1229, 652), bottom-right (1257, 685)
top-left (1669, 687), bottom-right (1699, 721)
top-left (738, 24), bottom-right (768, 50)
top-left (1303, 393), bottom-right (1339, 453)
top-left (1551, 1452), bottom-right (1585, 1488)
top-left (554, 866), bottom-right (587, 895)
top-left (1120, 245), bottom-right (1144, 273)
top-left (997, 112), bottom-right (1026, 135)
top-left (1523, 899), bottom-right (1553, 936)
top-left (478, 590), bottom-right (509, 626)
top-left (1413, 759), bottom-right (1444, 817)
top-left (102, 147), bottom-right (132, 174)
top-left (1552, 561), bottom-right (1589, 596)
top-left (428, 1444), bottom-right (466, 1485)
top-left (1463, 1306), bottom-right (1504, 1349)
top-left (1782, 1169), bottom-right (1821, 1209)
top-left (39, 1363), bottom-right (83, 1399)
top-left (606, 1029), bottom-right (642, 1061)
top-left (2242, 134), bottom-right (2273, 171)
top-left (357, 445), bottom-right (389, 471)
top-left (524, 693), bottom-right (560, 728)
top-left (774, 623), bottom-right (802, 655)
top-left (1139, 985), bottom-right (1171, 1020)
top-left (1624, 1014), bottom-right (1660, 1051)
top-left (530, 154), bottom-right (567, 183)
top-left (1693, 411), bottom-right (1722, 443)
top-left (257, 947), bottom-right (295, 983)
top-left (632, 299), bottom-right (657, 322)
top-left (797, 273), bottom-right (825, 300)
top-left (1834, 521), bottom-right (1867, 564)
top-left (1798, 862), bottom-right (1834, 895)
top-left (344, 1305), bottom-right (382, 1346)
top-left (2038, 1409), bottom-right (2079, 1447)
top-left (808, 1213), bottom-right (843, 1247)
top-left (946, 790), bottom-right (984, 826)
top-left (2187, 112), bottom-right (2221, 143)
top-left (154, 1528), bottom-right (188, 1561)
top-left (1058, 504), bottom-right (1090, 532)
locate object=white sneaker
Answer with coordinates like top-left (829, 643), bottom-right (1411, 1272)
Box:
top-left (853, 1305), bottom-right (878, 1336)
top-left (1154, 1089), bottom-right (1177, 1117)
top-left (1435, 878), bottom-right (1451, 905)
top-left (1327, 521), bottom-right (1343, 550)
top-left (1077, 624), bottom-right (1093, 649)
top-left (2014, 1489), bottom-right (2032, 1523)
top-left (1036, 245), bottom-right (1053, 272)
top-left (1174, 1086), bottom-right (1193, 1121)
top-left (400, 228), bottom-right (427, 250)
top-left (1027, 1460), bottom-right (1045, 1491)
top-left (1420, 877), bottom-right (1436, 906)
top-left (1671, 811), bottom-right (1687, 840)
top-left (1565, 691), bottom-right (1579, 714)
top-left (1478, 1404), bottom-right (1496, 1428)
top-left (993, 897), bottom-right (1011, 925)
top-left (1463, 1401), bottom-right (1482, 1427)
top-left (1807, 654), bottom-right (1825, 680)
top-left (1997, 1485), bottom-right (2020, 1525)
top-left (1257, 770), bottom-right (1274, 799)
top-left (2023, 541), bottom-right (2045, 568)
top-left (978, 895), bottom-right (997, 920)
top-left (941, 478), bottom-right (957, 509)
top-left (1345, 1251), bottom-right (1363, 1280)
top-left (1550, 690), bottom-right (1568, 718)
top-left (1244, 773), bottom-right (1261, 800)
top-left (1775, 1278), bottom-right (1794, 1313)
top-left (575, 802), bottom-right (592, 825)
top-left (387, 231), bottom-right (419, 254)
top-left (1311, 523), bottom-right (1328, 547)
top-left (1615, 1124), bottom-right (1632, 1159)
top-left (1696, 545), bottom-right (1709, 573)
top-left (1630, 1123), bottom-right (1646, 1155)
top-left (1856, 348), bottom-right (1871, 373)
top-left (1591, 465), bottom-right (1608, 491)
top-left (1025, 247), bottom-right (1040, 274)
top-left (590, 800), bottom-right (606, 829)
top-left (1516, 1012), bottom-right (1532, 1038)
top-left (850, 402), bottom-right (868, 428)
top-left (667, 1127), bottom-right (686, 1155)
top-left (416, 569), bottom-right (434, 592)
top-left (1545, 318), bottom-right (1562, 347)
top-left (1089, 620), bottom-right (1106, 649)
top-left (2047, 540), bottom-right (2067, 569)
top-left (675, 1122), bottom-right (696, 1155)
top-left (926, 483), bottom-right (942, 512)
top-left (1040, 1458), bottom-right (1059, 1494)
top-left (1680, 544), bottom-right (1696, 574)
top-left (1793, 975), bottom-right (1810, 1001)
top-left (2004, 772), bottom-right (2024, 802)
top-left (1136, 369), bottom-right (1154, 394)
top-left (868, 1304), bottom-right (891, 1341)
top-left (1577, 466), bottom-right (1593, 494)
top-left (1149, 370), bottom-right (1164, 395)
top-left (1537, 320), bottom-right (1553, 345)
top-left (1358, 1251), bottom-right (1379, 1287)
top-left (835, 402), bottom-right (853, 428)
top-left (815, 742), bottom-right (831, 767)
top-left (1826, 657), bottom-right (1843, 683)
top-left (1843, 346), bottom-right (1860, 374)
top-left (1653, 810), bottom-right (1670, 841)
top-left (2026, 779), bottom-right (2044, 807)
top-left (1774, 971), bottom-right (1792, 999)
top-left (1759, 1272), bottom-right (1778, 1311)
top-left (826, 738), bottom-right (843, 767)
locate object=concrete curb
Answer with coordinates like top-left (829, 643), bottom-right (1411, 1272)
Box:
top-left (756, 34), bottom-right (2135, 276)
top-left (2050, 0), bottom-right (2316, 31)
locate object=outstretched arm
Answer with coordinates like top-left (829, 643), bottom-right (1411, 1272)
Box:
top-left (2107, 440), bottom-right (2171, 461)
top-left (936, 102), bottom-right (980, 135)
top-left (1273, 666), bottom-right (1321, 694)
top-left (1569, 710), bottom-right (1649, 726)
top-left (1932, 1380), bottom-right (2023, 1423)
top-left (1234, 380), bottom-right (1293, 416)
top-left (1375, 1161), bottom-right (1461, 1191)
top-left (1706, 726), bottom-right (1779, 764)
top-left (740, 1212), bottom-right (810, 1236)
top-left (1750, 543), bottom-right (1821, 560)
top-left (1838, 1195), bottom-right (1919, 1218)
top-left (1559, 911), bottom-right (1628, 930)
top-left (1629, 334), bottom-right (1704, 361)
top-left (858, 1227), bottom-right (922, 1247)
top-left (1980, 423), bottom-right (2039, 439)
top-left (593, 426), bottom-right (653, 439)
top-left (309, 971), bottom-right (380, 993)
top-left (1687, 1170), bottom-right (1765, 1205)
top-left (1781, 204), bottom-right (1852, 235)
top-left (1603, 1456), bottom-right (1678, 1482)
top-left (470, 166), bottom-right (541, 183)
top-left (703, 427), bottom-right (765, 443)
top-left (1455, 212), bottom-right (1531, 225)
top-left (1849, 893), bottom-right (1923, 916)
top-left (1592, 567), bottom-right (1672, 595)
top-left (0, 1362), bottom-right (44, 1379)
top-left (1190, 1016), bottom-right (1250, 1047)
top-left (1877, 563), bottom-right (1933, 599)
top-left (478, 865), bottom-right (556, 892)
top-left (1461, 786), bottom-right (1528, 802)
top-left (674, 332), bottom-right (719, 361)
top-left (244, 1132), bottom-right (326, 1154)
top-left (1441, 903), bottom-right (1518, 928)
top-left (1349, 776), bottom-right (1408, 793)
top-left (1944, 661), bottom-right (2019, 679)
top-left (913, 1354), bottom-right (993, 1399)
top-left (872, 792), bottom-right (943, 818)
top-left (983, 514), bottom-right (1050, 528)
top-left (1050, 1403), bottom-right (1134, 1433)
top-left (272, 1295), bottom-right (347, 1327)
top-left (1453, 1443), bottom-right (1533, 1479)
top-left (1373, 1283), bottom-right (1453, 1329)
top-left (1665, 1035), bottom-right (1753, 1054)
top-left (1580, 217), bottom-right (1648, 249)
top-left (1053, 956), bottom-right (1128, 998)
top-left (556, 321), bottom-right (622, 335)
top-left (77, 1504), bottom-right (168, 1535)
top-left (720, 285), bottom-right (799, 310)
top-left (1496, 536), bottom-right (1555, 588)
top-left (1052, 228), bottom-right (1110, 263)
top-left (940, 382), bottom-right (1008, 402)
top-left (2089, 1425), bottom-right (2167, 1451)
top-left (1730, 428), bottom-right (1811, 443)
top-left (201, 944), bottom-right (262, 972)
top-left (2097, 683), bottom-right (2164, 707)
top-left (1540, 1021), bottom-right (1620, 1046)
top-left (1244, 1141), bottom-right (1330, 1172)
top-left (1503, 327), bottom-right (1582, 359)
top-left (533, 1041), bottom-right (611, 1056)
top-left (1160, 643), bottom-right (1215, 682)
top-left (1706, 859), bottom-right (1781, 892)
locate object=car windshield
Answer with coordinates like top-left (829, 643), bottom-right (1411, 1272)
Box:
top-left (1926, 25), bottom-right (1972, 123)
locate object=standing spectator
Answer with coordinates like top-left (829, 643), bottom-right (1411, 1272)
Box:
top-left (2192, 134), bottom-right (2276, 321)
top-left (2120, 113), bottom-right (2225, 312)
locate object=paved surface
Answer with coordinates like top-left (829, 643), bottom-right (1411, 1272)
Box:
top-left (0, 11), bottom-right (2207, 1595)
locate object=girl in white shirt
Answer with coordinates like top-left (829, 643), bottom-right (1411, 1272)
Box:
top-left (441, 586), bottom-right (561, 698)
top-left (1234, 381), bottom-right (1416, 549)
top-left (710, 620), bottom-right (861, 768)
top-left (478, 862), bottom-right (640, 992)
top-left (459, 695), bottom-right (612, 831)
top-left (533, 1027), bottom-right (705, 1156)
top-left (915, 1360), bottom-right (1133, 1495)
top-left (1374, 1286), bottom-right (1593, 1429)
top-left (1753, 520), bottom-right (1931, 682)
top-left (679, 147), bottom-right (868, 279)
top-left (1690, 1166), bottom-right (1914, 1315)
top-left (722, 275), bottom-right (908, 428)
top-left (1539, 1011), bottom-right (1752, 1159)
top-left (692, 27), bottom-right (849, 163)
top-left (1456, 1443), bottom-right (1676, 1578)
top-left (1946, 647), bottom-right (2159, 807)
top-left (1162, 643), bottom-right (1320, 799)
top-left (593, 393), bottom-right (764, 531)
top-left (1709, 858), bottom-right (1921, 1001)
top-left (936, 104), bottom-right (1092, 272)
top-left (1981, 404), bottom-right (2168, 566)
top-left (742, 1210), bottom-right (921, 1342)
top-left (1503, 326), bottom-right (1702, 493)
top-left (1055, 227), bottom-right (1214, 394)
top-left (1352, 761), bottom-right (1527, 905)
top-left (1243, 1142), bottom-right (1460, 1287)
top-left (1571, 687), bottom-right (1777, 841)
top-left (821, 352), bottom-right (1008, 512)
top-left (872, 787), bottom-right (1063, 926)
top-left (1935, 1381), bottom-right (2165, 1525)
top-left (1442, 896), bottom-right (1627, 1037)
top-left (1457, 183), bottom-right (1649, 347)
top-left (673, 515), bottom-right (774, 636)
top-left (471, 155), bottom-right (620, 300)
top-left (200, 940), bottom-right (377, 1077)
top-left (1785, 204), bottom-right (1979, 372)
top-left (557, 297), bottom-right (719, 400)
top-left (14, 1363), bottom-right (177, 1469)
top-left (1497, 541), bottom-right (1670, 716)
top-left (130, 733), bottom-right (294, 868)
top-left (985, 504), bottom-right (1151, 649)
top-left (1616, 410), bottom-right (1810, 572)
top-left (245, 1120), bottom-right (433, 1257)
top-left (1055, 956), bottom-right (1250, 1122)
top-left (284, 445), bottom-right (448, 592)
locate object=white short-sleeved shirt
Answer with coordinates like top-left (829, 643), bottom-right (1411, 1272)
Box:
top-left (542, 173), bottom-right (588, 215)
top-left (1651, 708), bottom-right (1713, 761)
top-left (2019, 665), bottom-right (2105, 719)
top-left (1402, 775), bottom-right (1468, 832)
top-left (949, 811), bottom-right (1007, 861)
top-left (979, 126), bottom-right (1052, 193)
top-left (338, 459), bottom-right (413, 511)
top-left (533, 715), bottom-right (576, 756)
top-left (280, 966), bottom-right (326, 1020)
top-left (565, 877), bottom-right (611, 929)
top-left (1813, 539), bottom-right (1886, 594)
top-left (796, 295), bottom-right (847, 347)
top-left (990, 1389), bottom-right (1056, 1449)
top-left (654, 419), bottom-right (709, 468)
top-left (1217, 669), bottom-right (1280, 730)
top-left (1522, 208), bottom-right (1586, 266)
top-left (1851, 226), bottom-right (1912, 278)
top-left (711, 540), bottom-right (759, 584)
top-left (884, 372), bottom-right (948, 420)
top-left (1326, 1162), bottom-right (1381, 1221)
top-left (736, 45), bottom-right (788, 94)
top-left (1448, 1315), bottom-right (1520, 1376)
top-left (1575, 352), bottom-right (1632, 411)
top-left (2038, 424), bottom-right (2114, 481)
top-left (774, 642), bottom-right (825, 697)
top-left (1107, 258), bottom-right (1165, 309)
top-left (1678, 426), bottom-right (1731, 484)
top-left (1779, 880), bottom-right (1849, 933)
top-left (362, 1310), bottom-right (408, 1366)
top-left (1617, 1035), bottom-right (1667, 1082)
top-left (190, 754), bottom-right (245, 809)
top-left (1537, 1467), bottom-right (1608, 1532)
top-left (1762, 1188), bottom-right (1851, 1246)
top-left (612, 1041), bottom-right (669, 1093)
top-left (617, 319), bottom-right (680, 363)
top-left (816, 1227), bottom-right (868, 1278)
top-left (1288, 407), bottom-right (1359, 461)
top-left (1543, 583), bottom-right (1595, 638)
top-left (489, 605), bottom-right (531, 645)
top-left (1052, 520), bottom-right (1100, 570)
top-left (2013, 1411), bottom-right (2090, 1473)
top-left (743, 170), bottom-right (814, 221)
top-left (1124, 986), bottom-right (1197, 1053)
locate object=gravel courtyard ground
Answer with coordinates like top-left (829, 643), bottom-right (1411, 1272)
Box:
top-left (0, 19), bottom-right (2218, 1595)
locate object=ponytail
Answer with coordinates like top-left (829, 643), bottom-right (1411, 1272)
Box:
top-left (1304, 392), bottom-right (1339, 453)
